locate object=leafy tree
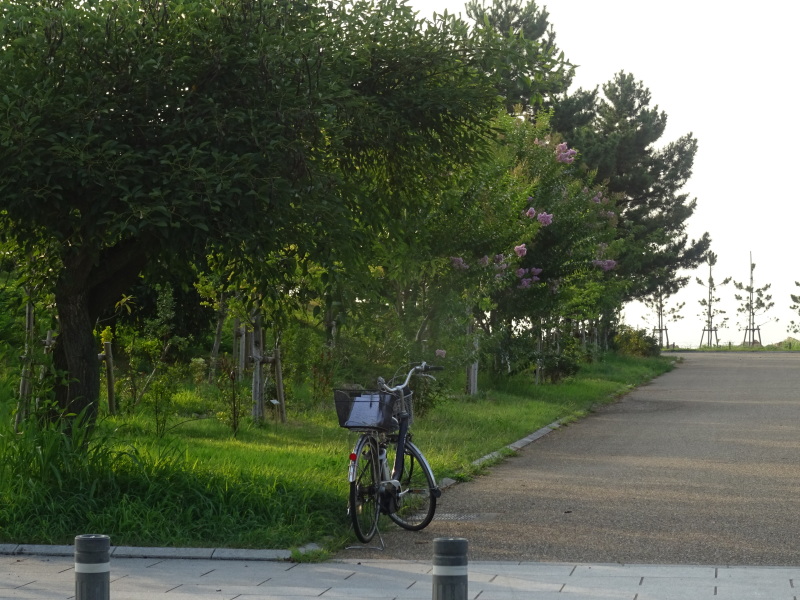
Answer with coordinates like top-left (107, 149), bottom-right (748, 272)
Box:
top-left (0, 0), bottom-right (501, 423)
top-left (733, 254), bottom-right (774, 346)
top-left (696, 251), bottom-right (731, 347)
top-left (465, 0), bottom-right (574, 115)
top-left (569, 72), bottom-right (710, 300)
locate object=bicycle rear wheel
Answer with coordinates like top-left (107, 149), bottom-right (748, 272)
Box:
top-left (387, 439), bottom-right (437, 531)
top-left (349, 435), bottom-right (381, 543)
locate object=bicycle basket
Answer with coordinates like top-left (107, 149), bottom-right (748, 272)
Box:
top-left (334, 390), bottom-right (398, 432)
top-left (394, 390), bottom-right (413, 426)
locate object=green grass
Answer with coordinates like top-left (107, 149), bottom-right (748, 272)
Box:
top-left (671, 337), bottom-right (800, 352)
top-left (0, 352), bottom-right (674, 554)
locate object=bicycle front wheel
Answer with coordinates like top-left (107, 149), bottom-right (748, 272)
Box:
top-left (349, 435), bottom-right (381, 543)
top-left (387, 440), bottom-right (437, 531)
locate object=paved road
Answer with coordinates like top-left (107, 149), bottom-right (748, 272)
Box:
top-left (340, 352), bottom-right (800, 565)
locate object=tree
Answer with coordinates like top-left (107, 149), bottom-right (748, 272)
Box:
top-left (696, 252), bottom-right (731, 347)
top-left (0, 0), bottom-right (502, 423)
top-left (641, 280), bottom-right (684, 348)
top-left (733, 253), bottom-right (774, 347)
top-left (787, 283), bottom-right (800, 336)
top-left (569, 72), bottom-right (710, 300)
top-left (465, 0), bottom-right (574, 115)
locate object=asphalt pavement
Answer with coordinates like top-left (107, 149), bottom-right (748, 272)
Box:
top-left (4, 351), bottom-right (800, 599)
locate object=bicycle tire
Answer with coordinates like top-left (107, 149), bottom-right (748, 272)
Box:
top-left (387, 439), bottom-right (437, 531)
top-left (349, 435), bottom-right (381, 543)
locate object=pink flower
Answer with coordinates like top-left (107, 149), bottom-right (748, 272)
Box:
top-left (526, 207), bottom-right (537, 218)
top-left (435, 349), bottom-right (446, 358)
top-left (479, 255), bottom-right (490, 266)
top-left (555, 142), bottom-right (577, 164)
top-left (516, 268), bottom-right (528, 278)
top-left (592, 259), bottom-right (617, 271)
top-left (514, 244), bottom-right (527, 257)
top-left (518, 278), bottom-right (533, 289)
top-left (537, 212), bottom-right (553, 226)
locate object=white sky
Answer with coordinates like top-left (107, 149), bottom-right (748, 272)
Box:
top-left (409, 0), bottom-right (800, 346)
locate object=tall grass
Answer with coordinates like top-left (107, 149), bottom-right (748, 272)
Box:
top-left (0, 353), bottom-right (674, 551)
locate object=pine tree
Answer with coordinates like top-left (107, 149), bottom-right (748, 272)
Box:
top-left (569, 72), bottom-right (711, 300)
top-left (465, 0), bottom-right (574, 115)
top-left (733, 253), bottom-right (774, 346)
top-left (641, 275), bottom-right (684, 348)
top-left (696, 252), bottom-right (731, 347)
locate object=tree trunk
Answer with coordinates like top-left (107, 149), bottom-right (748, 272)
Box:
top-left (208, 292), bottom-right (226, 383)
top-left (465, 315), bottom-right (478, 396)
top-left (251, 313), bottom-right (265, 423)
top-left (274, 340), bottom-right (287, 424)
top-left (49, 240), bottom-right (148, 427)
top-left (52, 285), bottom-right (100, 422)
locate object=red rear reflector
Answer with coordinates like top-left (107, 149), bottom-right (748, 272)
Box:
top-left (349, 453), bottom-right (358, 461)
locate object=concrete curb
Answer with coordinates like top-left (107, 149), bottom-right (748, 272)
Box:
top-left (0, 543), bottom-right (306, 561)
top-left (438, 418), bottom-right (563, 490)
top-left (0, 420), bottom-right (564, 562)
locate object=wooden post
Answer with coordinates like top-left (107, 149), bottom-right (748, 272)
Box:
top-left (104, 342), bottom-right (116, 415)
top-left (15, 300), bottom-right (35, 429)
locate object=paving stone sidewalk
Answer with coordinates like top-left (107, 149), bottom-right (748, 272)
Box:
top-left (4, 551), bottom-right (800, 599)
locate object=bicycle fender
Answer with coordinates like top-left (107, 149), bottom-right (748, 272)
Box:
top-left (348, 436), bottom-right (371, 483)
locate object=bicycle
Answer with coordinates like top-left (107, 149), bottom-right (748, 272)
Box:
top-left (334, 362), bottom-right (443, 544)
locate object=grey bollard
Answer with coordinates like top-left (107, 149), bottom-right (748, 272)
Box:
top-left (432, 537), bottom-right (468, 600)
top-left (75, 534), bottom-right (110, 600)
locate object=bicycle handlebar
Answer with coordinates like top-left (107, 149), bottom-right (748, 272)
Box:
top-left (380, 362), bottom-right (444, 393)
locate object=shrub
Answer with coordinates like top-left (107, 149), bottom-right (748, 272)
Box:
top-left (612, 326), bottom-right (660, 358)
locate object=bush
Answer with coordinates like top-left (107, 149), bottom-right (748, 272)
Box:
top-left (612, 326), bottom-right (660, 358)
top-left (536, 350), bottom-right (580, 383)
